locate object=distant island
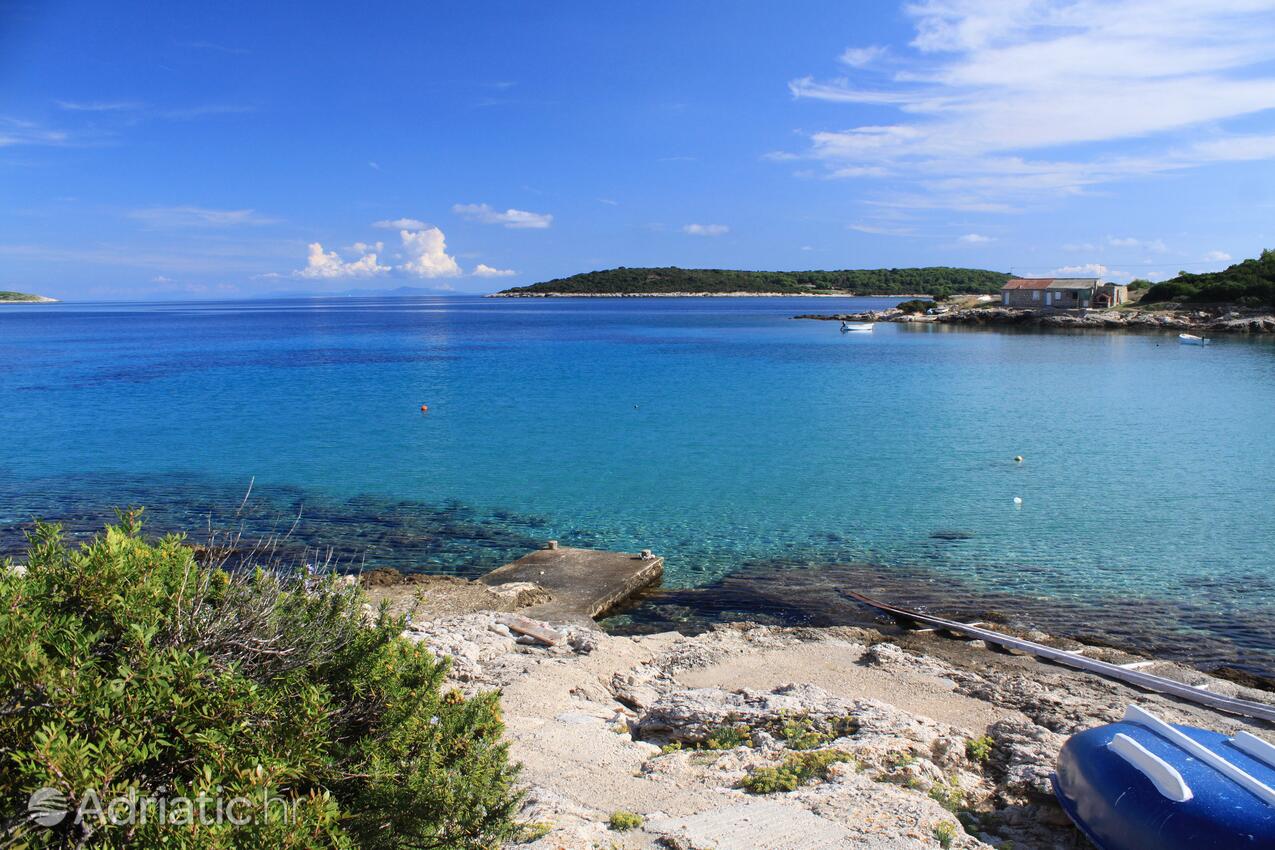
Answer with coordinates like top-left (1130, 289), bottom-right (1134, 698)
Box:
top-left (493, 266), bottom-right (1011, 297)
top-left (0, 290), bottom-right (57, 303)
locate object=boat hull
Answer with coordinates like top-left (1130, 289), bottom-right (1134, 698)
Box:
top-left (1054, 720), bottom-right (1275, 850)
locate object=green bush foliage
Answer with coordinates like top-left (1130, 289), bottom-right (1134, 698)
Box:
top-left (895, 299), bottom-right (936, 315)
top-left (498, 267), bottom-right (1010, 297)
top-left (740, 750), bottom-right (853, 794)
top-left (0, 512), bottom-right (521, 849)
top-left (965, 735), bottom-right (994, 764)
top-left (933, 821), bottom-right (958, 849)
top-left (1141, 249), bottom-right (1275, 308)
top-left (607, 810), bottom-right (643, 831)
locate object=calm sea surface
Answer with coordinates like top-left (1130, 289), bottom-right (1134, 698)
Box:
top-left (3, 296), bottom-right (1274, 673)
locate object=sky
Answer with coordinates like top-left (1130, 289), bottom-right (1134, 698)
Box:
top-left (3, 0), bottom-right (1275, 300)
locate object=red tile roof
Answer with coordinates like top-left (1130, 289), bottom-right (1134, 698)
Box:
top-left (1001, 277), bottom-right (1099, 290)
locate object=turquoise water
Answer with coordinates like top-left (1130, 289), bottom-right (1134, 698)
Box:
top-left (3, 297), bottom-right (1274, 670)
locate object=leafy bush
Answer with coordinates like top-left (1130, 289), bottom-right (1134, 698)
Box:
top-left (741, 750), bottom-right (853, 794)
top-left (965, 735), bottom-right (994, 764)
top-left (933, 821), bottom-right (958, 849)
top-left (928, 777), bottom-right (966, 813)
top-left (1141, 249), bottom-right (1275, 308)
top-left (0, 513), bottom-right (521, 848)
top-left (608, 810), bottom-right (643, 831)
top-left (895, 299), bottom-right (935, 315)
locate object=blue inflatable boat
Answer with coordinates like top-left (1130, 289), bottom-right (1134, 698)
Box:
top-left (1053, 704), bottom-right (1275, 849)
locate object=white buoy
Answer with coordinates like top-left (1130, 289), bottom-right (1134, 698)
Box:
top-left (1013, 496), bottom-right (1023, 505)
top-left (1014, 455), bottom-right (1024, 463)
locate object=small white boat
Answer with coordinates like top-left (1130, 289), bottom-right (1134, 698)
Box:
top-left (840, 321), bottom-right (875, 333)
top-left (1179, 333), bottom-right (1211, 346)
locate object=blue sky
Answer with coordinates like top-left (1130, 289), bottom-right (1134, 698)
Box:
top-left (3, 0), bottom-right (1275, 299)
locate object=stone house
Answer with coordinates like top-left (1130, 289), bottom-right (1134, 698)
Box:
top-left (1000, 278), bottom-right (1129, 310)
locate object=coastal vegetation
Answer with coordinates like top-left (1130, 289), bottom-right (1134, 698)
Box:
top-left (1140, 249), bottom-right (1275, 308)
top-left (0, 290), bottom-right (55, 302)
top-left (0, 513), bottom-right (520, 848)
top-left (497, 266), bottom-right (1010, 297)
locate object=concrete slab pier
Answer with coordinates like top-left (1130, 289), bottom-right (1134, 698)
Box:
top-left (479, 545), bottom-right (663, 624)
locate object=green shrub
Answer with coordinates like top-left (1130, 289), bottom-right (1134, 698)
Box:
top-left (0, 513), bottom-right (521, 848)
top-left (928, 777), bottom-right (966, 813)
top-left (703, 724), bottom-right (752, 750)
top-left (741, 750), bottom-right (853, 794)
top-left (608, 810), bottom-right (643, 831)
top-left (966, 735), bottom-right (994, 764)
top-left (895, 298), bottom-right (935, 314)
top-left (933, 820), bottom-right (958, 848)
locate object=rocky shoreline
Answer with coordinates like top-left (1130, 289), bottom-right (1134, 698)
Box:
top-left (375, 572), bottom-right (1275, 850)
top-left (489, 291), bottom-right (884, 298)
top-left (796, 305), bottom-right (1275, 333)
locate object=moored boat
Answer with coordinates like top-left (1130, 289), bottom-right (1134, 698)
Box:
top-left (1179, 333), bottom-right (1211, 345)
top-left (840, 321), bottom-right (875, 332)
top-left (1053, 704), bottom-right (1275, 850)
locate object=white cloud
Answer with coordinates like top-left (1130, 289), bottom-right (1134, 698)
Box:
top-left (0, 117), bottom-right (71, 148)
top-left (848, 222), bottom-right (915, 237)
top-left (55, 100), bottom-right (142, 112)
top-left (374, 218), bottom-right (428, 231)
top-left (1107, 235), bottom-right (1168, 252)
top-left (399, 227), bottom-right (462, 278)
top-left (297, 243), bottom-right (389, 279)
top-left (473, 263), bottom-right (516, 278)
top-left (839, 45), bottom-right (887, 68)
top-left (1052, 263), bottom-right (1110, 277)
top-left (1204, 249), bottom-right (1233, 262)
top-left (959, 233), bottom-right (991, 243)
top-left (781, 0), bottom-right (1275, 208)
top-left (349, 241), bottom-right (384, 254)
top-left (682, 223), bottom-right (730, 236)
top-left (452, 203), bottom-right (553, 229)
top-left (129, 206), bottom-right (277, 227)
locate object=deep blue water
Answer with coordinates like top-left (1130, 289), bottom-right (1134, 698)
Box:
top-left (3, 296), bottom-right (1274, 671)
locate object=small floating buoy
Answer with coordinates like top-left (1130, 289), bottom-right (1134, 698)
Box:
top-left (1014, 455), bottom-right (1024, 463)
top-left (1013, 496), bottom-right (1023, 505)
top-left (420, 404), bottom-right (429, 412)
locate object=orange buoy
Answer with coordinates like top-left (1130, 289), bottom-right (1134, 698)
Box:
top-left (420, 404), bottom-right (429, 412)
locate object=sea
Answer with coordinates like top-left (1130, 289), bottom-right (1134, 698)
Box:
top-left (3, 296), bottom-right (1273, 675)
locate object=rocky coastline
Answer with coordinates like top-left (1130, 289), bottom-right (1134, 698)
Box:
top-left (371, 572), bottom-right (1275, 850)
top-left (796, 305), bottom-right (1275, 333)
top-left (488, 291), bottom-right (890, 298)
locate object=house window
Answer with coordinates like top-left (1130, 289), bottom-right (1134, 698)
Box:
top-left (1002, 292), bottom-right (1008, 305)
top-left (1033, 291), bottom-right (1040, 301)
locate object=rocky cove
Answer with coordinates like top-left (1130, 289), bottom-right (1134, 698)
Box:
top-left (796, 305), bottom-right (1275, 333)
top-left (375, 574), bottom-right (1275, 850)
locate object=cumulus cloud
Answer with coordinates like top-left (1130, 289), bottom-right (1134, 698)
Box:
top-left (452, 203), bottom-right (553, 229)
top-left (959, 233), bottom-right (992, 243)
top-left (1052, 263), bottom-right (1110, 277)
top-left (297, 243), bottom-right (390, 279)
top-left (374, 218), bottom-right (428, 231)
top-left (399, 227), bottom-right (462, 278)
top-left (473, 263), bottom-right (516, 278)
top-left (682, 223), bottom-right (730, 236)
top-left (1204, 249), bottom-right (1232, 262)
top-left (780, 0), bottom-right (1275, 208)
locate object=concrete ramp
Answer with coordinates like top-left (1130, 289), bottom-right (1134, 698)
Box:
top-left (479, 545), bottom-right (663, 624)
